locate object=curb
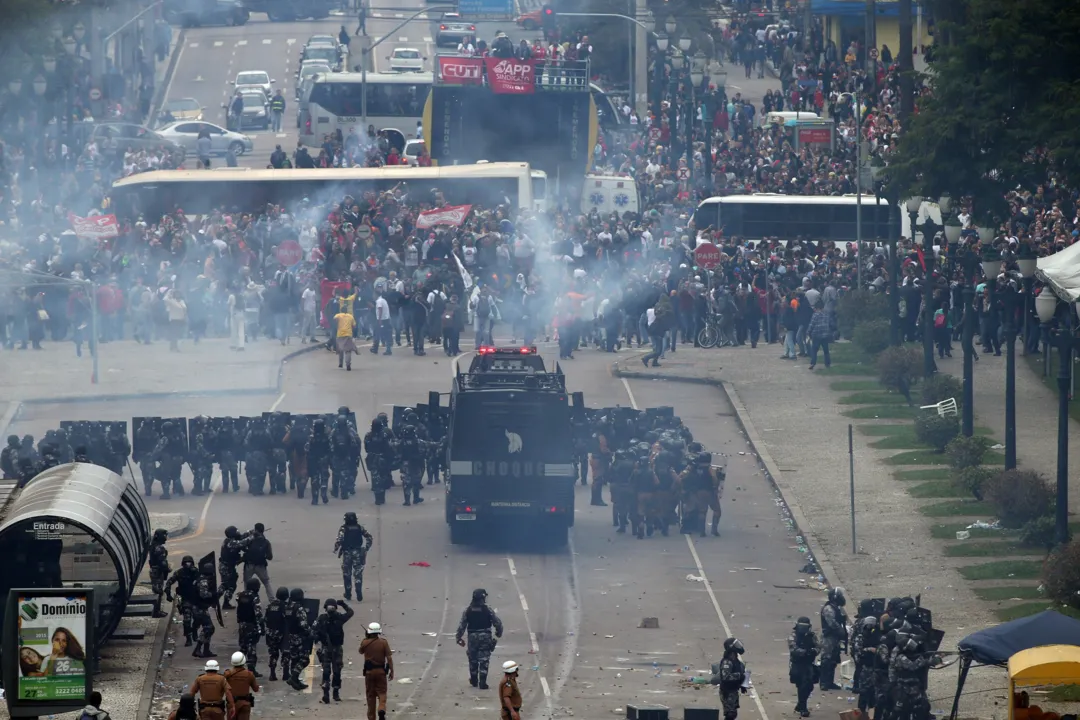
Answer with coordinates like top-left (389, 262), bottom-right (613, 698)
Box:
top-left (0, 402), bottom-right (22, 441)
top-left (14, 342), bottom-right (323, 408)
top-left (611, 358), bottom-right (840, 588)
top-left (151, 512), bottom-right (195, 540)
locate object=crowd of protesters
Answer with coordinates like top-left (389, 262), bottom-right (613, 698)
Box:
top-left (0, 17), bottom-right (1076, 368)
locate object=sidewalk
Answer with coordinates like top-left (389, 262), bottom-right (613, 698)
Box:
top-left (1, 337), bottom-right (312, 402)
top-left (613, 344), bottom-right (1007, 715)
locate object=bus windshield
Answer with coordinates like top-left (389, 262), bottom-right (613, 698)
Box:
top-left (693, 196), bottom-right (897, 245)
top-left (450, 392), bottom-right (572, 463)
top-left (308, 79), bottom-right (430, 117)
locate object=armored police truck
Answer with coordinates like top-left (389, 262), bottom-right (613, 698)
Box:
top-left (444, 346), bottom-right (579, 546)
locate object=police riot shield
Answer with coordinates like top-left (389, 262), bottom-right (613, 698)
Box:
top-left (391, 406), bottom-right (409, 431)
top-left (165, 417), bottom-right (189, 453)
top-left (132, 417), bottom-right (162, 462)
top-left (646, 406), bottom-right (675, 420)
top-left (236, 417), bottom-right (257, 461)
top-left (199, 550), bottom-right (223, 625)
top-left (188, 417), bottom-right (210, 445)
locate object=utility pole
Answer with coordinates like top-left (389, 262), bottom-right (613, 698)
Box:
top-left (865, 0), bottom-right (877, 92)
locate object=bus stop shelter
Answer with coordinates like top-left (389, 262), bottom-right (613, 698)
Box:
top-left (0, 463), bottom-right (151, 642)
top-left (1009, 645), bottom-right (1080, 720)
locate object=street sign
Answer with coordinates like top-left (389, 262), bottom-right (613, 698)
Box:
top-left (648, 127), bottom-right (661, 143)
top-left (275, 239), bottom-right (303, 266)
top-left (457, 0), bottom-right (513, 15)
top-left (694, 242), bottom-right (722, 269)
top-left (355, 225), bottom-right (372, 241)
top-left (88, 87), bottom-right (102, 101)
top-left (677, 167), bottom-right (690, 181)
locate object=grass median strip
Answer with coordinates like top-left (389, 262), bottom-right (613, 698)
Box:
top-left (957, 559), bottom-right (1043, 581)
top-left (831, 380), bottom-right (881, 392)
top-left (909, 480), bottom-right (965, 498)
top-left (930, 522), bottom-right (1017, 540)
top-left (883, 450), bottom-right (951, 465)
top-left (944, 541), bottom-right (1046, 557)
top-left (920, 499), bottom-right (995, 517)
top-left (973, 586), bottom-right (1045, 602)
top-left (896, 468), bottom-right (952, 482)
top-left (837, 391), bottom-right (911, 405)
top-left (843, 405), bottom-right (922, 419)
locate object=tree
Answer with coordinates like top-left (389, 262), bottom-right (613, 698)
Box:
top-left (884, 0), bottom-right (1080, 211)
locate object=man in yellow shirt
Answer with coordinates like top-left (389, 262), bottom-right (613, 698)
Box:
top-left (335, 311), bottom-right (357, 370)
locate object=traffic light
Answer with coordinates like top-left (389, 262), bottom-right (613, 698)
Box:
top-left (541, 4), bottom-right (556, 34)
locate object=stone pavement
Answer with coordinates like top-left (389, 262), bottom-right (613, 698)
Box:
top-left (0, 337), bottom-right (314, 402)
top-left (613, 343), bottom-right (1017, 717)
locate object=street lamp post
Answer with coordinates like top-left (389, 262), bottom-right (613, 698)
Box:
top-left (906, 196), bottom-right (939, 377)
top-left (1035, 291), bottom-right (1079, 546)
top-left (688, 54), bottom-right (704, 189)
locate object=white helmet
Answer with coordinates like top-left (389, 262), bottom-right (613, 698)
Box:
top-left (231, 652), bottom-right (246, 667)
top-left (205, 660), bottom-right (220, 672)
top-left (368, 622), bottom-right (382, 634)
top-left (502, 660), bottom-right (519, 673)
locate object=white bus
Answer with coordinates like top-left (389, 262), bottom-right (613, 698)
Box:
top-left (299, 71), bottom-right (432, 149)
top-left (111, 163), bottom-right (545, 218)
top-left (692, 194), bottom-right (915, 245)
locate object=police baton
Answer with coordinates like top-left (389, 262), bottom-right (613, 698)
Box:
top-left (359, 456), bottom-right (371, 485)
top-left (126, 458), bottom-right (138, 483)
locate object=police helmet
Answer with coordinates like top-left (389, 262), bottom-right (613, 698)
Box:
top-left (862, 616), bottom-right (879, 630)
top-left (828, 587), bottom-right (847, 606)
top-left (344, 511), bottom-right (358, 524)
top-left (7, 435), bottom-right (18, 446)
top-left (163, 421), bottom-right (174, 432)
top-left (688, 442), bottom-right (704, 453)
top-left (325, 598), bottom-right (338, 609)
top-left (336, 414), bottom-right (348, 427)
top-left (472, 588), bottom-right (488, 603)
top-left (367, 622), bottom-right (382, 634)
top-left (502, 660), bottom-right (519, 674)
top-left (794, 616), bottom-right (812, 632)
top-left (231, 652), bottom-right (246, 667)
top-left (182, 555), bottom-right (195, 567)
top-left (153, 528), bottom-right (168, 542)
top-left (313, 419), bottom-right (325, 432)
top-left (276, 587), bottom-right (290, 601)
top-left (200, 562), bottom-right (214, 575)
top-left (903, 637), bottom-right (919, 653)
top-left (225, 525), bottom-right (239, 538)
top-left (338, 406), bottom-right (350, 416)
top-left (376, 413), bottom-right (389, 426)
top-left (723, 637), bottom-right (745, 654)
top-left (246, 578), bottom-right (261, 592)
top-left (289, 588), bottom-right (305, 601)
top-left (404, 409), bottom-right (418, 422)
top-left (695, 451), bottom-right (712, 465)
top-left (205, 660), bottom-right (220, 672)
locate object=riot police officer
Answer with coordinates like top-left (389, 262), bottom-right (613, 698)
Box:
top-left (307, 419), bottom-right (332, 505)
top-left (711, 637), bottom-right (748, 720)
top-left (630, 452), bottom-right (657, 539)
top-left (284, 417), bottom-right (310, 492)
top-left (284, 588), bottom-right (312, 690)
top-left (679, 452), bottom-right (721, 537)
top-left (788, 617), bottom-right (819, 717)
top-left (265, 587), bottom-right (290, 681)
top-left (364, 416), bottom-right (393, 506)
top-left (190, 419), bottom-right (214, 496)
top-left (235, 578), bottom-right (265, 676)
top-left (166, 555), bottom-right (200, 646)
top-left (193, 561), bottom-right (222, 658)
top-left (153, 421), bottom-right (187, 499)
top-left (149, 528), bottom-right (171, 617)
top-left (819, 587), bottom-right (848, 691)
top-left (608, 449), bottom-right (635, 533)
top-left (244, 419), bottom-right (272, 496)
top-left (330, 414), bottom-right (360, 499)
top-left (268, 413), bottom-right (290, 495)
top-left (334, 512), bottom-right (374, 601)
top-left (313, 598), bottom-right (354, 703)
top-left (1, 435), bottom-right (20, 479)
top-left (105, 423), bottom-right (131, 475)
top-left (135, 421), bottom-right (159, 496)
top-left (455, 588), bottom-right (504, 689)
top-left (219, 526), bottom-right (251, 609)
top-left (396, 423), bottom-right (425, 506)
top-left (211, 419), bottom-right (240, 493)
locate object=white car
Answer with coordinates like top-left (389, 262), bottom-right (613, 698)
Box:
top-left (387, 47), bottom-right (425, 72)
top-left (403, 139), bottom-right (425, 165)
top-left (233, 70), bottom-right (273, 96)
top-left (158, 121), bottom-right (254, 156)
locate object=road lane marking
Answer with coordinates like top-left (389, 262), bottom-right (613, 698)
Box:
top-left (505, 556), bottom-right (552, 713)
top-left (189, 42), bottom-right (199, 48)
top-left (620, 376), bottom-right (771, 720)
top-left (539, 676), bottom-right (551, 697)
top-left (518, 594), bottom-right (528, 612)
top-left (399, 36), bottom-right (408, 41)
top-left (237, 39), bottom-right (248, 46)
top-left (263, 38), bottom-right (272, 44)
top-left (270, 392), bottom-right (286, 411)
top-left (401, 570), bottom-right (451, 707)
top-left (529, 632), bottom-right (539, 653)
top-left (424, 37), bottom-right (433, 42)
top-left (214, 40), bottom-right (224, 47)
top-left (507, 557), bottom-right (517, 575)
top-left (287, 38), bottom-right (296, 45)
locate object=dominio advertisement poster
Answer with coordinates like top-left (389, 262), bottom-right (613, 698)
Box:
top-left (16, 592), bottom-right (90, 700)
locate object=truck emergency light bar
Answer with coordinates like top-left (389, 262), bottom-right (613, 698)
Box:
top-left (476, 346), bottom-right (537, 355)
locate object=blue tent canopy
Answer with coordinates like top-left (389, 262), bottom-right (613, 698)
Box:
top-left (959, 610), bottom-right (1080, 666)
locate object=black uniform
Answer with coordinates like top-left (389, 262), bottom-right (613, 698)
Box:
top-left (192, 563), bottom-right (220, 658)
top-left (136, 421), bottom-right (159, 496)
top-left (334, 516), bottom-right (374, 601)
top-left (268, 415), bottom-right (290, 495)
top-left (2, 436), bottom-right (21, 479)
top-left (396, 424), bottom-right (425, 506)
top-left (245, 421), bottom-right (272, 495)
top-left (189, 425), bottom-right (214, 496)
top-left (363, 420), bottom-right (394, 505)
top-left (330, 417), bottom-right (361, 499)
top-left (165, 556), bottom-right (200, 646)
top-left (265, 587), bottom-right (290, 681)
top-left (236, 579), bottom-right (266, 675)
top-left (152, 423), bottom-right (187, 499)
top-left (149, 529), bottom-right (170, 616)
top-left (307, 422), bottom-right (332, 505)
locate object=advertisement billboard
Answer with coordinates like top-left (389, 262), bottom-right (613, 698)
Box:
top-left (3, 588), bottom-right (95, 717)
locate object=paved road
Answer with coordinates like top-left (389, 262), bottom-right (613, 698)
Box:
top-left (14, 341), bottom-right (855, 719)
top-left (164, 1), bottom-right (544, 168)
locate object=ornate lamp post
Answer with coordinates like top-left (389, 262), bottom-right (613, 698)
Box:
top-left (1017, 244), bottom-right (1038, 356)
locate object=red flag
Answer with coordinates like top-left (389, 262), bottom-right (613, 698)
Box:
top-left (915, 246), bottom-right (926, 271)
top-left (415, 205), bottom-right (472, 230)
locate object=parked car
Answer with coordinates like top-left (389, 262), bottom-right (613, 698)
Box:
top-left (387, 47), bottom-right (425, 72)
top-left (227, 89), bottom-right (271, 130)
top-left (160, 98), bottom-right (204, 124)
top-left (403, 139), bottom-right (425, 165)
top-left (299, 43), bottom-right (343, 72)
top-left (91, 123), bottom-right (186, 158)
top-left (163, 0), bottom-right (248, 26)
top-left (515, 9), bottom-right (542, 30)
top-left (436, 13), bottom-right (475, 47)
top-left (158, 121), bottom-right (254, 156)
top-left (233, 70), bottom-right (273, 97)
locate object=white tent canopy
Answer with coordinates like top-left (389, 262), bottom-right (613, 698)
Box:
top-left (1036, 242), bottom-right (1080, 303)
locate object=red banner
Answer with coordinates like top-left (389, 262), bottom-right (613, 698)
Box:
top-left (69, 213), bottom-right (119, 241)
top-left (484, 58), bottom-right (536, 94)
top-left (438, 56), bottom-right (484, 85)
top-left (415, 204), bottom-right (473, 230)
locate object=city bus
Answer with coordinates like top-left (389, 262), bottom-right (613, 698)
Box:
top-left (110, 163), bottom-right (544, 218)
top-left (299, 71), bottom-right (432, 148)
top-left (692, 194), bottom-right (907, 246)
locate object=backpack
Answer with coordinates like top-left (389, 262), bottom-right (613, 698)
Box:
top-left (934, 311), bottom-right (946, 329)
top-left (476, 295), bottom-right (491, 318)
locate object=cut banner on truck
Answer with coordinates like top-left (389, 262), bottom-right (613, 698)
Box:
top-left (438, 56), bottom-right (484, 85)
top-left (68, 213), bottom-right (119, 241)
top-left (415, 204), bottom-right (472, 229)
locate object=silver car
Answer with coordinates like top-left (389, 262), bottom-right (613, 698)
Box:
top-left (158, 121), bottom-right (254, 156)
